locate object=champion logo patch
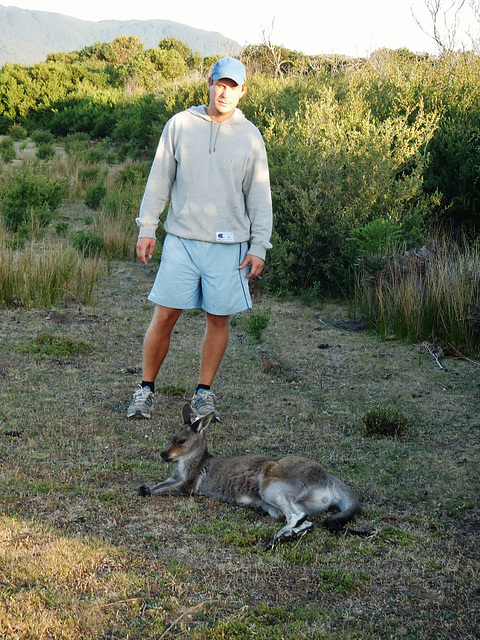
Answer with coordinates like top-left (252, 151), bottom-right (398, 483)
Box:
top-left (216, 232), bottom-right (234, 242)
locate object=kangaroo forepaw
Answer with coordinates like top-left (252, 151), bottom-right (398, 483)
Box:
top-left (138, 485), bottom-right (152, 497)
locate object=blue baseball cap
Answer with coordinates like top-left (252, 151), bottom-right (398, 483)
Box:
top-left (211, 57), bottom-right (246, 86)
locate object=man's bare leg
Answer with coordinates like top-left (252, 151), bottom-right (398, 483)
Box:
top-left (191, 313), bottom-right (229, 420)
top-left (128, 306), bottom-right (182, 418)
top-left (142, 305), bottom-right (183, 382)
top-left (198, 313), bottom-right (230, 386)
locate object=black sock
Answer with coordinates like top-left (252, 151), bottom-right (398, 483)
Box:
top-left (141, 381), bottom-right (155, 393)
top-left (196, 384), bottom-right (211, 392)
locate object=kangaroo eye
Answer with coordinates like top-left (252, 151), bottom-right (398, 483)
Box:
top-left (176, 439), bottom-right (186, 445)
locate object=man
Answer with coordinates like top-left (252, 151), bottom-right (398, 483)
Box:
top-left (127, 57), bottom-right (273, 420)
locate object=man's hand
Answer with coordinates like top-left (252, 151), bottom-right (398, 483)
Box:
top-left (239, 254), bottom-right (265, 279)
top-left (137, 237), bottom-right (156, 265)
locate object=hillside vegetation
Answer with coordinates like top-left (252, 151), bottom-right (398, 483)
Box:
top-left (0, 5), bottom-right (238, 65)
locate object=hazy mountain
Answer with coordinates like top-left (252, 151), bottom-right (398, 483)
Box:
top-left (0, 5), bottom-right (240, 66)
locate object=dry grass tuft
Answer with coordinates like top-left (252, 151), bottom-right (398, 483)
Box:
top-left (0, 231), bottom-right (103, 308)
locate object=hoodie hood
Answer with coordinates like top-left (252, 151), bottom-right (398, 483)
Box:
top-left (187, 105), bottom-right (246, 125)
top-left (187, 106), bottom-right (246, 153)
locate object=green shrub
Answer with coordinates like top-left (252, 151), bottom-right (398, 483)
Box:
top-left (36, 143), bottom-right (56, 160)
top-left (241, 309), bottom-right (272, 343)
top-left (83, 145), bottom-right (114, 165)
top-left (78, 167), bottom-right (101, 184)
top-left (71, 229), bottom-right (105, 256)
top-left (115, 161), bottom-right (151, 187)
top-left (8, 124), bottom-right (27, 141)
top-left (424, 115), bottom-right (480, 230)
top-left (55, 220), bottom-right (69, 235)
top-left (363, 405), bottom-right (408, 438)
top-left (101, 186), bottom-right (142, 221)
top-left (63, 132), bottom-right (90, 155)
top-left (1, 169), bottom-right (64, 232)
top-left (85, 182), bottom-right (107, 209)
top-left (347, 218), bottom-right (405, 258)
top-left (0, 137), bottom-right (16, 163)
top-left (262, 87), bottom-right (438, 295)
top-left (31, 129), bottom-right (54, 146)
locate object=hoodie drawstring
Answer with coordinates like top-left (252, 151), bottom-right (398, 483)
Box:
top-left (209, 122), bottom-right (220, 154)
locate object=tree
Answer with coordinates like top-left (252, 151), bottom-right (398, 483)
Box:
top-left (412, 0), bottom-right (472, 53)
top-left (79, 36), bottom-right (145, 67)
top-left (158, 37), bottom-right (192, 60)
top-left (243, 20), bottom-right (295, 78)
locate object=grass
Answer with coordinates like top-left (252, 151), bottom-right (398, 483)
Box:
top-left (0, 271), bottom-right (478, 638)
top-left (363, 404), bottom-right (408, 438)
top-left (0, 233), bottom-right (103, 307)
top-left (353, 236), bottom-right (480, 356)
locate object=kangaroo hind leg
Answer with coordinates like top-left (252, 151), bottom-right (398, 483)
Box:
top-left (261, 485), bottom-right (313, 550)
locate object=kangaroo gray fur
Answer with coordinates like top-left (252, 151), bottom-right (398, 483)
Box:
top-left (139, 404), bottom-right (363, 550)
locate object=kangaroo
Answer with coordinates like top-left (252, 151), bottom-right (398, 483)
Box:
top-left (139, 404), bottom-right (363, 550)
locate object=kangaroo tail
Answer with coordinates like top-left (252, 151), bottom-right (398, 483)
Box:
top-left (322, 492), bottom-right (364, 534)
top-left (322, 521), bottom-right (374, 537)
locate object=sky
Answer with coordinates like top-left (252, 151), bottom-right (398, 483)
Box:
top-left (4, 1), bottom-right (480, 56)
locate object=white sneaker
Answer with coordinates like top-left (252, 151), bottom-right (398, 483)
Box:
top-left (127, 385), bottom-right (154, 419)
top-left (191, 389), bottom-right (220, 421)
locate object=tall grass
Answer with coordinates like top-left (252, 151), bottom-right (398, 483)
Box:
top-left (353, 234), bottom-right (480, 356)
top-left (93, 161), bottom-right (149, 260)
top-left (0, 228), bottom-right (104, 308)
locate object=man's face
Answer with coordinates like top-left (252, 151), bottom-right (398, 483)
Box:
top-left (207, 78), bottom-right (245, 121)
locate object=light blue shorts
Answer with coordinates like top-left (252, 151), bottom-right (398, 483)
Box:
top-left (148, 234), bottom-right (252, 315)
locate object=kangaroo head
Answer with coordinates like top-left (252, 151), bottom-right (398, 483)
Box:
top-left (161, 405), bottom-right (215, 462)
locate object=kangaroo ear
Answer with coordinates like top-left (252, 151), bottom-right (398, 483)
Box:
top-left (182, 403), bottom-right (193, 425)
top-left (191, 412), bottom-right (215, 433)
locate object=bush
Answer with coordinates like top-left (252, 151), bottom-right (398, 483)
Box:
top-left (63, 132), bottom-right (90, 155)
top-left (83, 144), bottom-right (116, 165)
top-left (115, 161), bottom-right (151, 187)
top-left (8, 124), bottom-right (27, 140)
top-left (1, 168), bottom-right (65, 232)
top-left (424, 115), bottom-right (480, 231)
top-left (85, 182), bottom-right (107, 209)
top-left (31, 129), bottom-right (54, 146)
top-left (363, 405), bottom-right (408, 438)
top-left (36, 143), bottom-right (56, 160)
top-left (0, 137), bottom-right (16, 163)
top-left (241, 309), bottom-right (272, 343)
top-left (55, 220), bottom-right (69, 235)
top-left (262, 88), bottom-right (438, 295)
top-left (78, 167), bottom-right (102, 184)
top-left (71, 229), bottom-right (105, 256)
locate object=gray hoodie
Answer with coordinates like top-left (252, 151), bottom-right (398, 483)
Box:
top-left (136, 105), bottom-right (273, 260)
